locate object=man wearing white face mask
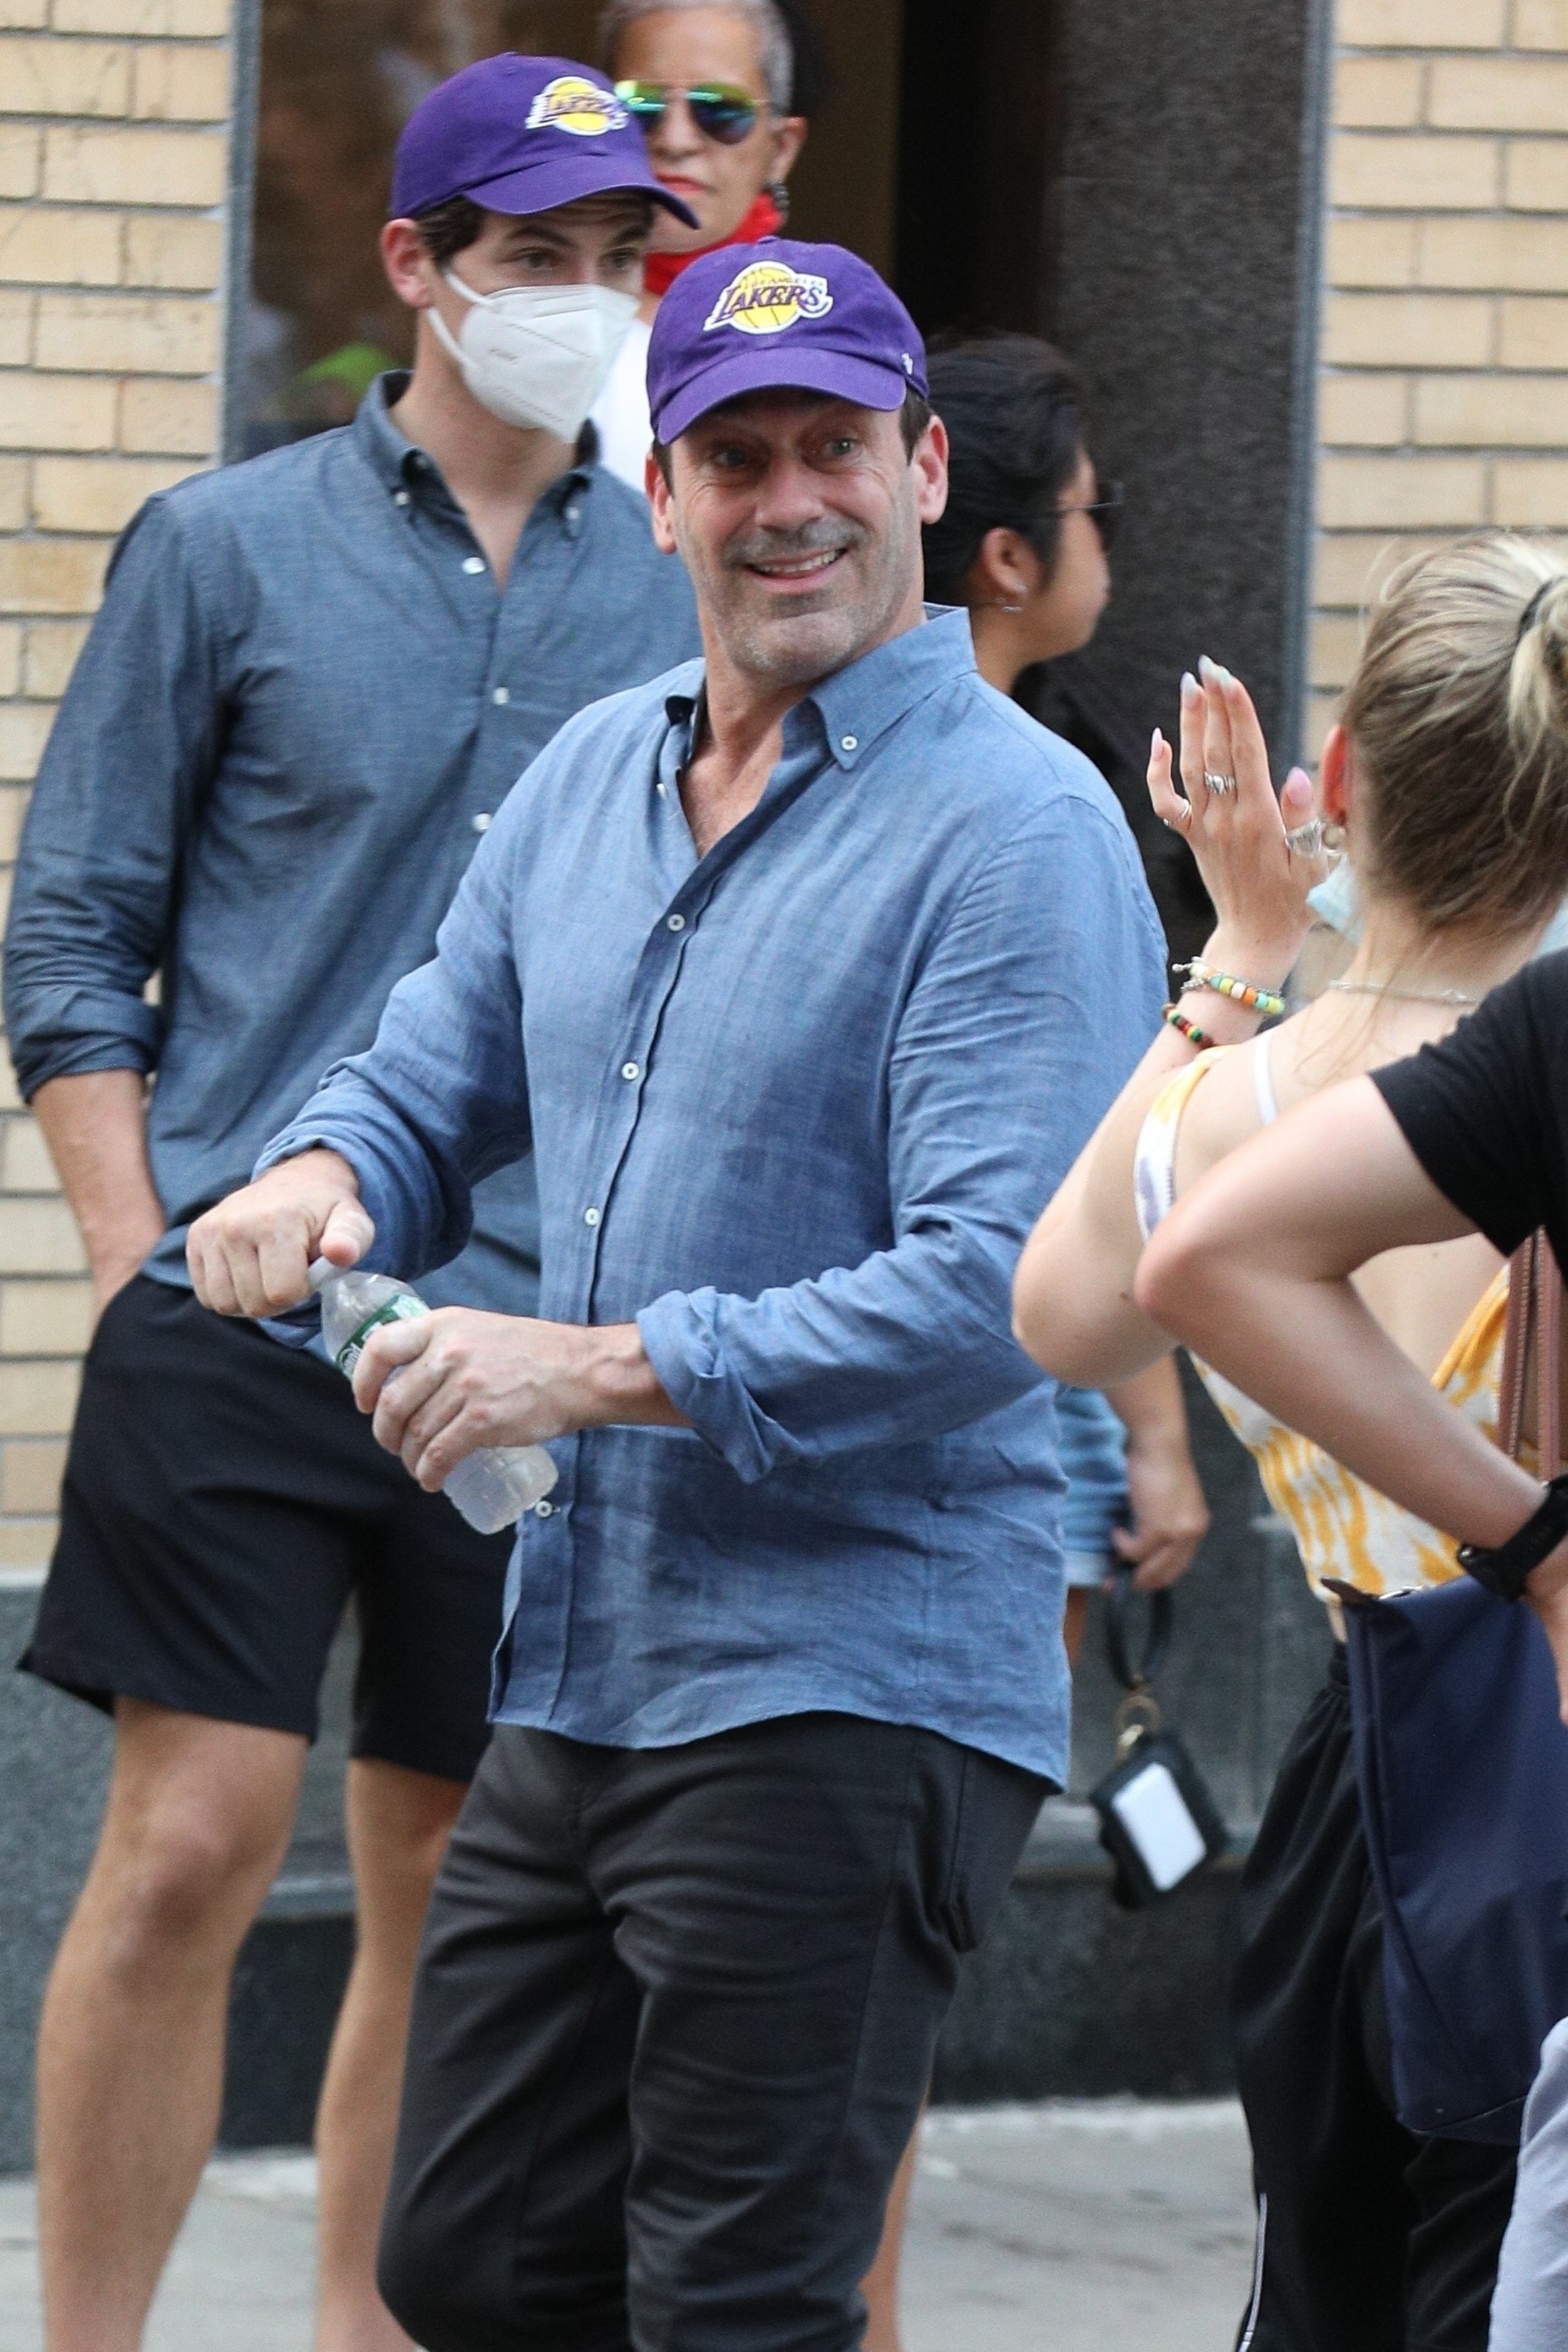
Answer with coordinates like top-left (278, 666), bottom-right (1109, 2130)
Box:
top-left (2, 53), bottom-right (699, 2352)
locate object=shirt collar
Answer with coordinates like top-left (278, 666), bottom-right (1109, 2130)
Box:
top-left (661, 607), bottom-right (976, 769)
top-left (805, 606), bottom-right (977, 768)
top-left (354, 371), bottom-right (599, 515)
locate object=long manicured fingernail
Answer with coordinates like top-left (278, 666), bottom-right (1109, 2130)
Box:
top-left (1218, 665), bottom-right (1234, 689)
top-left (1198, 654), bottom-right (1218, 683)
top-left (1181, 671), bottom-right (1200, 702)
top-left (1151, 726), bottom-right (1164, 755)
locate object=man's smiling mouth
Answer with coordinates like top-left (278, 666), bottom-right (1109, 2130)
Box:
top-left (747, 550), bottom-right (846, 580)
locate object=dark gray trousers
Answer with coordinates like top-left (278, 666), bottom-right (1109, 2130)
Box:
top-left (378, 1709), bottom-right (1044, 2352)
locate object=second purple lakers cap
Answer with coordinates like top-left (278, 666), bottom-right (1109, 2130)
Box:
top-left (390, 53), bottom-right (696, 227)
top-left (646, 237), bottom-right (928, 445)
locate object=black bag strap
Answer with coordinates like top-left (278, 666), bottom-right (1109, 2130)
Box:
top-left (1104, 1564), bottom-right (1175, 1693)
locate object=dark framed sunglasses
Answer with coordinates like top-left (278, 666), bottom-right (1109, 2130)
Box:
top-left (1058, 475), bottom-right (1124, 552)
top-left (614, 80), bottom-right (764, 145)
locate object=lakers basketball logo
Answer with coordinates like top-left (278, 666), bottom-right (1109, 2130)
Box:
top-left (525, 76), bottom-right (626, 135)
top-left (703, 260), bottom-right (834, 336)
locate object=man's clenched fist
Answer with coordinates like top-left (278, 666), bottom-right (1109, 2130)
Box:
top-left (188, 1147), bottom-right (373, 1318)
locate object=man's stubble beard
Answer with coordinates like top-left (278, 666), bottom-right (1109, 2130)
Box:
top-left (677, 488), bottom-right (923, 692)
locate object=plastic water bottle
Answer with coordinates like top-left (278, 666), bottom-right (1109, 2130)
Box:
top-left (309, 1261), bottom-right (558, 1534)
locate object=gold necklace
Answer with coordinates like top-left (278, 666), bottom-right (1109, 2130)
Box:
top-left (1327, 979), bottom-right (1478, 1007)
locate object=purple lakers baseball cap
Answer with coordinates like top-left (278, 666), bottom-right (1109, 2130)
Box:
top-left (646, 237), bottom-right (928, 444)
top-left (390, 53), bottom-right (696, 227)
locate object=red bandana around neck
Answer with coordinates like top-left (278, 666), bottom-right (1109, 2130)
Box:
top-left (644, 191), bottom-right (783, 299)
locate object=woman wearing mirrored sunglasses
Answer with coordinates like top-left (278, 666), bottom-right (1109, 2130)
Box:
top-left (592, 0), bottom-right (813, 487)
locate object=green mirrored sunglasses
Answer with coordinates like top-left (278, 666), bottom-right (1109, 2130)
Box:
top-left (614, 81), bottom-right (763, 145)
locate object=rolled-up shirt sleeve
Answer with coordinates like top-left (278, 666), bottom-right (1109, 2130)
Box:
top-left (637, 801), bottom-right (1167, 1481)
top-left (256, 808), bottom-right (532, 1273)
top-left (3, 495), bottom-right (225, 1100)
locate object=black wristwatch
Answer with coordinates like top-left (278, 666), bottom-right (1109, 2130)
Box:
top-left (1457, 1472), bottom-right (1568, 1601)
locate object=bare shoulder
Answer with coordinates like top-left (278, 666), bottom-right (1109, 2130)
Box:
top-left (1169, 1037), bottom-right (1269, 1197)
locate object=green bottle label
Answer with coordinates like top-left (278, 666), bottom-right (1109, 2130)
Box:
top-left (334, 1293), bottom-right (426, 1377)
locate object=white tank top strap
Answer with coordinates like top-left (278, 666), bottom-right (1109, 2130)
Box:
top-left (1251, 1031), bottom-right (1280, 1128)
top-left (1133, 1051), bottom-right (1220, 1242)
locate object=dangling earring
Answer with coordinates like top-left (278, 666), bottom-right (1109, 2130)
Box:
top-left (766, 180), bottom-right (790, 225)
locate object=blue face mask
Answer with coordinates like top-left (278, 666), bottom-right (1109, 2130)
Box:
top-left (1307, 865), bottom-right (1568, 961)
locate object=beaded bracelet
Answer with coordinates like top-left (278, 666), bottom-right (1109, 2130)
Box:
top-left (1176, 960), bottom-right (1286, 1020)
top-left (1163, 1003), bottom-right (1217, 1052)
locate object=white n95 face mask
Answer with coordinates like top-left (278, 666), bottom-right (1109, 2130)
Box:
top-left (428, 273), bottom-right (639, 439)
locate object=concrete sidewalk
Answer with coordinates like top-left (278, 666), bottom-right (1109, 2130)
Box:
top-left (0, 2099), bottom-right (1257, 2350)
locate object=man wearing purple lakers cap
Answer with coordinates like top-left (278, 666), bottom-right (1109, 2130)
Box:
top-left (192, 238), bottom-right (1165, 2348)
top-left (5, 51), bottom-right (702, 2352)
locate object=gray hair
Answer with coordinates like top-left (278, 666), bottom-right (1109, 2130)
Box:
top-left (599, 0), bottom-right (795, 115)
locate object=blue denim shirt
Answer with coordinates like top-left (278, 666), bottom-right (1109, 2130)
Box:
top-left (262, 609), bottom-right (1167, 1778)
top-left (3, 377), bottom-right (700, 1315)
top-left (1054, 1384), bottom-right (1130, 1556)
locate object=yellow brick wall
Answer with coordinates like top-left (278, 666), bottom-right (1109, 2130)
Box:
top-left (0, 0), bottom-right (232, 1569)
top-left (1313, 0), bottom-right (1568, 748)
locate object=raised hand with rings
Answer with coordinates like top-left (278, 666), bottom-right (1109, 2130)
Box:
top-left (1146, 652), bottom-right (1330, 971)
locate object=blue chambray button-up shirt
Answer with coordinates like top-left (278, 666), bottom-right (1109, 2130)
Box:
top-left (3, 376), bottom-right (700, 1318)
top-left (262, 609), bottom-right (1167, 1778)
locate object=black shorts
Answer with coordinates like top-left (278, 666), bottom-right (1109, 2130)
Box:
top-left (21, 1274), bottom-right (510, 1784)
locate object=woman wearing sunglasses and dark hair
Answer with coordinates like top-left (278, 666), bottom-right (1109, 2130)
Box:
top-left (923, 332), bottom-right (1124, 695)
top-left (591, 0), bottom-right (817, 485)
top-left (923, 330), bottom-right (1205, 1676)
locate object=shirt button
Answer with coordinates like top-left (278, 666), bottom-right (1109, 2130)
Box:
top-left (840, 733), bottom-right (858, 751)
top-left (462, 555), bottom-right (485, 575)
top-left (393, 488), bottom-right (410, 507)
top-left (621, 1061), bottom-right (639, 1081)
top-left (666, 913), bottom-right (685, 932)
top-left (584, 1206), bottom-right (600, 1227)
top-left (471, 812), bottom-right (492, 833)
top-left (492, 686), bottom-right (510, 706)
top-left (535, 1498), bottom-right (555, 1518)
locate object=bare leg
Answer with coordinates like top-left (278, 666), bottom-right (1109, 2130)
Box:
top-left (1063, 1584), bottom-right (1093, 1669)
top-left (861, 2098), bottom-right (925, 2352)
top-left (37, 1701), bottom-right (305, 2352)
top-left (313, 1758), bottom-right (468, 2352)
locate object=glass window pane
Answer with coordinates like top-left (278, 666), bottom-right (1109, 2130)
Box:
top-left (242, 1), bottom-right (600, 455)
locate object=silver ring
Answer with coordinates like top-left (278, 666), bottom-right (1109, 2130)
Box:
top-left (1203, 770), bottom-right (1237, 798)
top-left (1285, 817), bottom-right (1324, 857)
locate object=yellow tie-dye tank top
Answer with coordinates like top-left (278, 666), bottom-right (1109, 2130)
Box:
top-left (1134, 1046), bottom-right (1508, 1604)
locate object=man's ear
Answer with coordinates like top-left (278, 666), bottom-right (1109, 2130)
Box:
top-left (647, 448), bottom-right (679, 555)
top-left (381, 218), bottom-right (438, 311)
top-left (911, 412), bottom-right (948, 528)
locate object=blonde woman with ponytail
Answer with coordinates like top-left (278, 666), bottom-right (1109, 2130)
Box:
top-left (1013, 534), bottom-right (1568, 2352)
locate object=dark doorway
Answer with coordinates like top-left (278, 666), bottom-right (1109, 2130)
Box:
top-left (894, 0), bottom-right (1066, 344)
